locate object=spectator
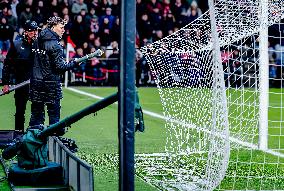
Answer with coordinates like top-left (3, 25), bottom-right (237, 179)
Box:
top-left (136, 0), bottom-right (146, 22)
top-left (63, 14), bottom-right (72, 36)
top-left (147, 0), bottom-right (163, 14)
top-left (162, 0), bottom-right (172, 18)
top-left (152, 29), bottom-right (163, 42)
top-left (110, 0), bottom-right (120, 17)
top-left (71, 0), bottom-right (88, 15)
top-left (93, 37), bottom-right (102, 50)
top-left (88, 0), bottom-right (102, 16)
top-left (229, 49), bottom-right (242, 87)
top-left (275, 44), bottom-right (284, 88)
top-left (70, 15), bottom-right (89, 46)
top-left (100, 27), bottom-right (112, 47)
top-left (72, 47), bottom-right (86, 73)
top-left (111, 17), bottom-right (120, 42)
top-left (146, 0), bottom-right (163, 30)
top-left (15, 0), bottom-right (26, 19)
top-left (171, 0), bottom-right (187, 27)
top-left (162, 10), bottom-right (175, 36)
top-left (82, 41), bottom-right (90, 55)
top-left (89, 15), bottom-right (100, 35)
top-left (25, 0), bottom-right (33, 7)
top-left (0, 49), bottom-right (5, 84)
top-left (197, 0), bottom-right (208, 13)
top-left (48, 0), bottom-right (61, 17)
top-left (269, 47), bottom-right (277, 87)
top-left (10, 0), bottom-right (19, 19)
top-left (87, 33), bottom-right (95, 48)
top-left (0, 0), bottom-right (9, 9)
top-left (0, 5), bottom-right (9, 19)
top-left (80, 8), bottom-right (88, 19)
top-left (0, 17), bottom-right (14, 51)
top-left (35, 0), bottom-right (47, 17)
top-left (137, 13), bottom-right (153, 43)
top-left (135, 48), bottom-right (142, 86)
top-left (186, 0), bottom-right (202, 22)
top-left (100, 0), bottom-right (110, 15)
top-left (100, 7), bottom-right (115, 29)
top-left (6, 8), bottom-right (18, 32)
top-left (105, 40), bottom-right (118, 58)
top-left (18, 5), bottom-right (33, 28)
top-left (187, 7), bottom-right (198, 23)
top-left (85, 7), bottom-right (97, 26)
top-left (136, 49), bottom-right (150, 86)
top-left (32, 7), bottom-right (45, 27)
top-left (59, 0), bottom-right (71, 11)
top-left (87, 49), bottom-right (103, 84)
top-left (100, 17), bottom-right (110, 32)
top-left (61, 6), bottom-right (69, 18)
top-left (176, 8), bottom-right (190, 28)
top-left (107, 47), bottom-right (119, 85)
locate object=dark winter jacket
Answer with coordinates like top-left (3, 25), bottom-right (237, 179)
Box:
top-left (2, 35), bottom-right (33, 85)
top-left (30, 28), bottom-right (76, 103)
top-left (0, 23), bottom-right (14, 41)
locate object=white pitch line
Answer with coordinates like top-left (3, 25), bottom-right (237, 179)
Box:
top-left (67, 87), bottom-right (104, 100)
top-left (66, 87), bottom-right (284, 158)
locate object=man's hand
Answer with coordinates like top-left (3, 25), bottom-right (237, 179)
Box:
top-left (2, 85), bottom-right (10, 93)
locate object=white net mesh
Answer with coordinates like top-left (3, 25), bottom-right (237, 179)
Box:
top-left (139, 0), bottom-right (284, 190)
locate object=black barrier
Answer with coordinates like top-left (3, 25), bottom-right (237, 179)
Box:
top-left (49, 136), bottom-right (94, 191)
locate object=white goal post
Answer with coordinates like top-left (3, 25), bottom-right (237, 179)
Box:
top-left (258, 0), bottom-right (269, 151)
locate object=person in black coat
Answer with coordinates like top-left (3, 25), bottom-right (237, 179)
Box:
top-left (0, 17), bottom-right (14, 51)
top-left (29, 16), bottom-right (80, 133)
top-left (2, 20), bottom-right (39, 132)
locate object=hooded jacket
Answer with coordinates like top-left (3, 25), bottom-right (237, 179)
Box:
top-left (30, 28), bottom-right (76, 103)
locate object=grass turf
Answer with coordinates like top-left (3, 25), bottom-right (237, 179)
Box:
top-left (0, 87), bottom-right (162, 191)
top-left (0, 162), bottom-right (10, 191)
top-left (0, 87), bottom-right (283, 190)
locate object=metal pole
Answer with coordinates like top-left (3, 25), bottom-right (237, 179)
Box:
top-left (38, 93), bottom-right (118, 138)
top-left (119, 0), bottom-right (136, 190)
top-left (259, 0), bottom-right (269, 151)
top-left (64, 45), bottom-right (70, 88)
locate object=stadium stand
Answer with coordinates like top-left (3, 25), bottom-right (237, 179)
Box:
top-left (0, 0), bottom-right (210, 86)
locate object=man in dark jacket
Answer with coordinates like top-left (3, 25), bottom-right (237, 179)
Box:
top-left (2, 20), bottom-right (39, 132)
top-left (29, 16), bottom-right (79, 132)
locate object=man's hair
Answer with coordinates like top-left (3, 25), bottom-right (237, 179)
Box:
top-left (47, 16), bottom-right (67, 28)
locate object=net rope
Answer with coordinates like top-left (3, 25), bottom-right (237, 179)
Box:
top-left (139, 0), bottom-right (284, 190)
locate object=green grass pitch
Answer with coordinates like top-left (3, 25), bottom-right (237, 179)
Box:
top-left (0, 87), bottom-right (283, 190)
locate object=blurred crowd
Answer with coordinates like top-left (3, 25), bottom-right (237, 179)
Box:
top-left (220, 23), bottom-right (284, 89)
top-left (0, 0), bottom-right (206, 86)
top-left (1, 0), bottom-right (282, 88)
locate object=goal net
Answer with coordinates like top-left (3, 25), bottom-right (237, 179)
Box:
top-left (139, 0), bottom-right (284, 190)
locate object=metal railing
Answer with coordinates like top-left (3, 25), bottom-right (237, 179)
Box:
top-left (48, 137), bottom-right (94, 191)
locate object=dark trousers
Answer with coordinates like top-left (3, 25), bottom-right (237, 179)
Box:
top-left (29, 100), bottom-right (61, 126)
top-left (14, 87), bottom-right (29, 131)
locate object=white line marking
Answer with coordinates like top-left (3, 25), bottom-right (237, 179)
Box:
top-left (66, 87), bottom-right (284, 158)
top-left (67, 87), bottom-right (104, 100)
